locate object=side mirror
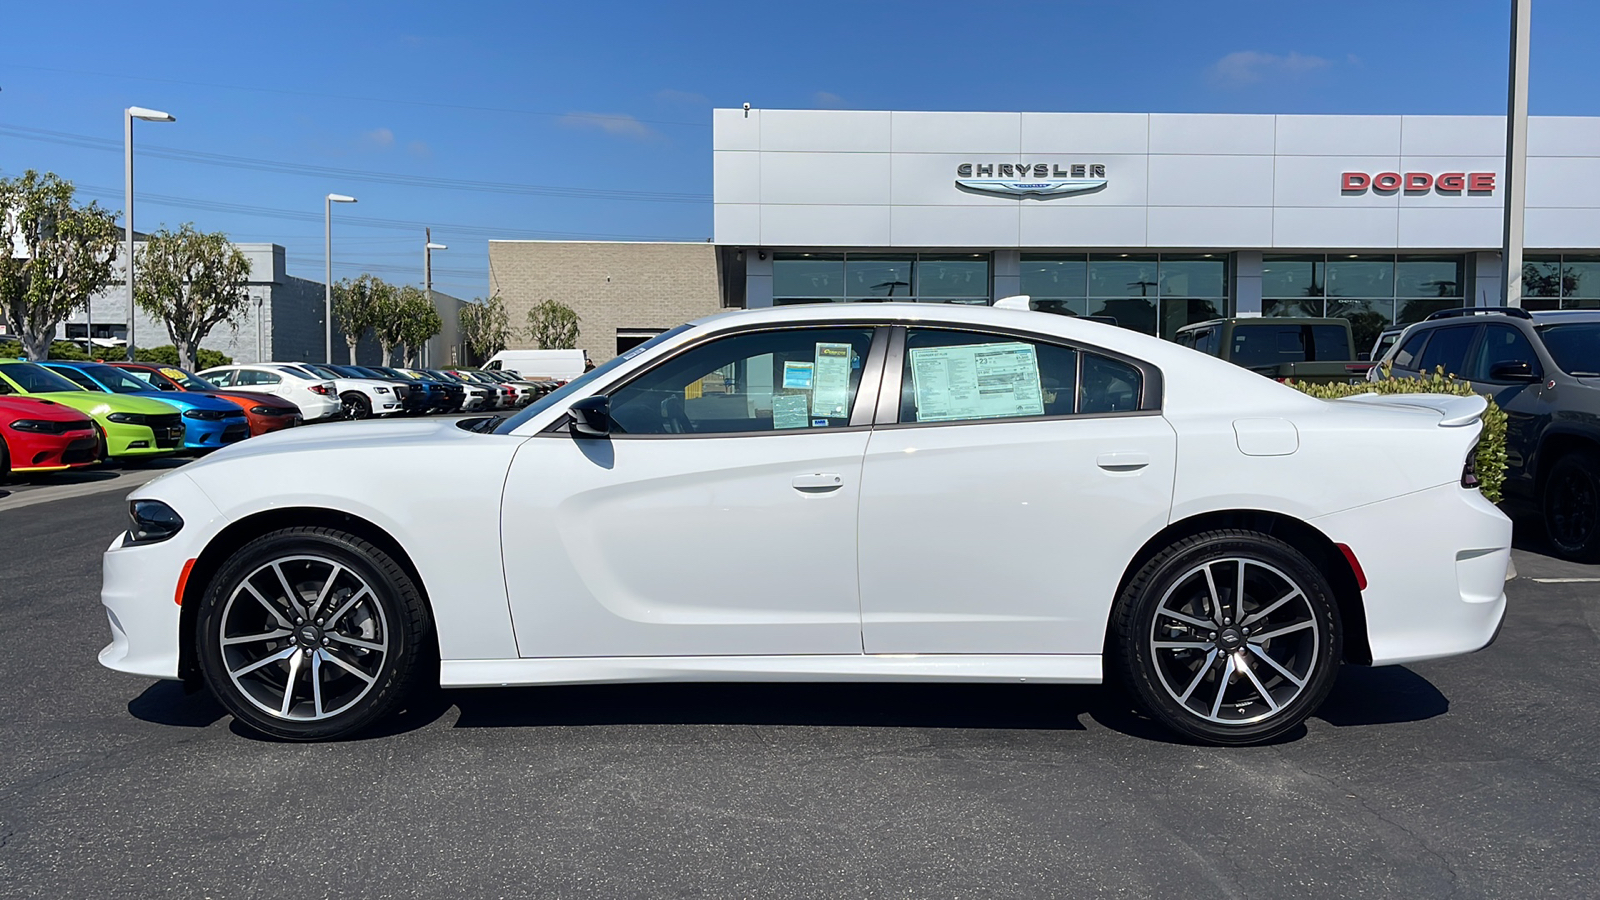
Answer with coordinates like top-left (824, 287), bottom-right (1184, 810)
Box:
top-left (567, 395), bottom-right (611, 438)
top-left (1488, 360), bottom-right (1539, 382)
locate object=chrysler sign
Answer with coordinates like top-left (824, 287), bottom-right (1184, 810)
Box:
top-left (1341, 171), bottom-right (1497, 194)
top-left (956, 162), bottom-right (1108, 198)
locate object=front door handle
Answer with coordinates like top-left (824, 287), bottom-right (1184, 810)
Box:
top-left (1097, 452), bottom-right (1150, 472)
top-left (792, 473), bottom-right (844, 492)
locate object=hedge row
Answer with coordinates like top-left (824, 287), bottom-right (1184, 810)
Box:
top-left (0, 341), bottom-right (231, 369)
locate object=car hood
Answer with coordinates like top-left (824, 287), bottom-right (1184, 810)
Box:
top-left (184, 417), bottom-right (478, 468)
top-left (0, 395), bottom-right (95, 423)
top-left (130, 390), bottom-right (240, 412)
top-left (23, 390), bottom-right (180, 418)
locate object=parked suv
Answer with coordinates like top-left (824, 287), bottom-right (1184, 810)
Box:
top-left (1372, 306), bottom-right (1600, 561)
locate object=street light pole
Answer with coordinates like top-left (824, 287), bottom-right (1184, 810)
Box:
top-left (1501, 0), bottom-right (1532, 307)
top-left (124, 106), bottom-right (175, 361)
top-left (424, 229), bottom-right (447, 368)
top-left (324, 193), bottom-right (357, 363)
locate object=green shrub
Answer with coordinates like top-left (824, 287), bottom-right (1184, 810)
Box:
top-left (133, 345), bottom-right (232, 369)
top-left (1289, 366), bottom-right (1507, 503)
top-left (0, 340), bottom-right (18, 358)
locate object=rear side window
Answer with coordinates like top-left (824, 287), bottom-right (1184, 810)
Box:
top-left (1231, 326), bottom-right (1305, 368)
top-left (1393, 331), bottom-right (1428, 369)
top-left (1415, 325), bottom-right (1478, 378)
top-left (900, 329), bottom-right (1077, 423)
top-left (1308, 325), bottom-right (1351, 360)
top-left (1079, 354), bottom-right (1143, 414)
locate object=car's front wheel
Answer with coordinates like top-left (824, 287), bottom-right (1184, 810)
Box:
top-left (1110, 530), bottom-right (1341, 745)
top-left (195, 527), bottom-right (432, 741)
top-left (1543, 449), bottom-right (1600, 563)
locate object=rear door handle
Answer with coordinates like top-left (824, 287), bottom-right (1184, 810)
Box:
top-left (1097, 452), bottom-right (1150, 472)
top-left (792, 473), bottom-right (844, 492)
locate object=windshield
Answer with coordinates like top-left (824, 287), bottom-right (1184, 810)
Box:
top-left (493, 324), bottom-right (692, 435)
top-left (0, 361), bottom-right (87, 393)
top-left (80, 364), bottom-right (160, 394)
top-left (133, 365), bottom-right (214, 391)
top-left (1538, 323), bottom-right (1600, 376)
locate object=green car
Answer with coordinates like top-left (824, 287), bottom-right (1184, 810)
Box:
top-left (0, 359), bottom-right (184, 459)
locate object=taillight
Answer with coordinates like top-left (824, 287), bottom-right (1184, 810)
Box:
top-left (1462, 442), bottom-right (1480, 490)
top-left (310, 383), bottom-right (333, 396)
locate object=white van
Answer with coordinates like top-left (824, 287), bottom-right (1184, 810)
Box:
top-left (483, 349), bottom-right (589, 381)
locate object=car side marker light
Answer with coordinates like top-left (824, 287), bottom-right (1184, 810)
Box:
top-left (1335, 543), bottom-right (1368, 591)
top-left (175, 558), bottom-right (197, 606)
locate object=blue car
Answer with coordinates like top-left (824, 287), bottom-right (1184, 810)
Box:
top-left (40, 361), bottom-right (251, 451)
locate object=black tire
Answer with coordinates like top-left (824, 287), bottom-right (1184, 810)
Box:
top-left (0, 433), bottom-right (10, 484)
top-left (195, 526), bottom-right (433, 741)
top-left (1542, 449), bottom-right (1600, 563)
top-left (1109, 529), bottom-right (1342, 746)
top-left (343, 392), bottom-right (372, 420)
top-left (91, 422), bottom-right (110, 466)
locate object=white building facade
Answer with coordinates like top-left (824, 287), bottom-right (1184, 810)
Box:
top-left (713, 109), bottom-right (1600, 344)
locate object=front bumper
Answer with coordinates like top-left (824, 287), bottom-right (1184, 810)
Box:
top-left (1314, 482), bottom-right (1511, 666)
top-left (104, 422), bottom-right (183, 457)
top-left (181, 416), bottom-right (250, 449)
top-left (4, 429), bottom-right (98, 472)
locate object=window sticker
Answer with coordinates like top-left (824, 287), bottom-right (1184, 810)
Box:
top-left (782, 361), bottom-right (814, 390)
top-left (908, 342), bottom-right (1045, 423)
top-left (773, 393), bottom-right (809, 429)
top-left (159, 368), bottom-right (187, 381)
top-left (812, 343), bottom-right (852, 418)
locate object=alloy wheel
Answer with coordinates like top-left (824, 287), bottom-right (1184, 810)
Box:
top-left (218, 554), bottom-right (389, 722)
top-left (1148, 557), bottom-right (1319, 726)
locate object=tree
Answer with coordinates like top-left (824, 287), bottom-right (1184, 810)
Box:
top-left (0, 170), bottom-right (122, 361)
top-left (133, 224), bottom-right (252, 371)
top-left (370, 283), bottom-right (408, 365)
top-left (526, 298), bottom-right (580, 349)
top-left (398, 287), bottom-right (443, 366)
top-left (331, 274), bottom-right (390, 364)
top-left (459, 294), bottom-right (512, 364)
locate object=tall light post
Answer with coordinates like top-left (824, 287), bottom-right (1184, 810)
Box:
top-left (1501, 0), bottom-right (1532, 307)
top-left (124, 106), bottom-right (175, 361)
top-left (324, 193), bottom-right (357, 363)
top-left (424, 229), bottom-right (447, 367)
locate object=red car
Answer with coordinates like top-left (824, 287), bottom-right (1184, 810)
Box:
top-left (0, 395), bottom-right (100, 481)
top-left (110, 363), bottom-right (303, 437)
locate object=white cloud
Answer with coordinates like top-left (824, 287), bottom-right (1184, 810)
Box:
top-left (557, 112), bottom-right (659, 141)
top-left (813, 91), bottom-right (847, 109)
top-left (364, 127), bottom-right (396, 148)
top-left (1208, 51), bottom-right (1331, 87)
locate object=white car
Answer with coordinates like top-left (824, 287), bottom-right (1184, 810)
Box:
top-left (197, 364), bottom-right (342, 422)
top-left (276, 363), bottom-right (401, 420)
top-left (103, 304), bottom-right (1510, 744)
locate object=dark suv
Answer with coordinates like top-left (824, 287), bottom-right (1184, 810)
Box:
top-left (1373, 307), bottom-right (1600, 561)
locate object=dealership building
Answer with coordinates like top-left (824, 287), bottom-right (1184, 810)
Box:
top-left (493, 108), bottom-right (1600, 363)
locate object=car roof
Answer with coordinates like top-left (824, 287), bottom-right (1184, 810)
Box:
top-left (1531, 309), bottom-right (1600, 324)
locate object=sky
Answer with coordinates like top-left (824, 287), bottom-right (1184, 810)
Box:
top-left (2, 0), bottom-right (1595, 301)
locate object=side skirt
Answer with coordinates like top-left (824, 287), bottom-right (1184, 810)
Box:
top-left (441, 654), bottom-right (1103, 688)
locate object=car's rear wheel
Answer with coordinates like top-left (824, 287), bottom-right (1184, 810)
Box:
top-left (1543, 449), bottom-right (1600, 563)
top-left (195, 527), bottom-right (432, 741)
top-left (342, 393), bottom-right (372, 420)
top-left (1110, 530), bottom-right (1341, 745)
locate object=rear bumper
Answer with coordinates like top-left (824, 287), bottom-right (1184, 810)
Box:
top-left (1313, 483), bottom-right (1511, 666)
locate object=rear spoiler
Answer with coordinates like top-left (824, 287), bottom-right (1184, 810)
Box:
top-left (1332, 392), bottom-right (1487, 427)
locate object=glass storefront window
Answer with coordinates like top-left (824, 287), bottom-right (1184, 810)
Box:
top-left (1089, 298), bottom-right (1157, 335)
top-left (1263, 298), bottom-right (1323, 318)
top-left (1395, 257), bottom-right (1464, 298)
top-left (1019, 255), bottom-right (1087, 299)
top-left (1397, 298), bottom-right (1461, 324)
top-left (1521, 257), bottom-right (1561, 298)
top-left (846, 255), bottom-right (915, 299)
top-left (1158, 255), bottom-right (1227, 298)
top-left (1564, 256), bottom-right (1600, 300)
top-left (1325, 255), bottom-right (1395, 298)
top-left (1088, 254), bottom-right (1160, 297)
top-left (916, 254), bottom-right (990, 299)
top-left (1261, 256), bottom-right (1324, 300)
top-left (1030, 298), bottom-right (1089, 318)
top-left (1326, 299), bottom-right (1395, 358)
top-left (1160, 298), bottom-right (1225, 340)
top-left (772, 253), bottom-right (844, 300)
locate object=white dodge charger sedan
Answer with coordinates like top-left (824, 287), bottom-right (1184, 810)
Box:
top-left (100, 304), bottom-right (1510, 744)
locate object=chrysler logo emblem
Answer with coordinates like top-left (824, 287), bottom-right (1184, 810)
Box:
top-left (955, 162), bottom-right (1108, 199)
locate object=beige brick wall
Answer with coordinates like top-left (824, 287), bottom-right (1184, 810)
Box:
top-left (488, 241), bottom-right (723, 364)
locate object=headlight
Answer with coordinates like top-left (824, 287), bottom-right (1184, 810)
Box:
top-left (9, 418), bottom-right (66, 434)
top-left (126, 499), bottom-right (184, 545)
top-left (183, 408), bottom-right (229, 421)
top-left (374, 387), bottom-right (391, 394)
top-left (249, 405), bottom-right (280, 415)
top-left (107, 412), bottom-right (146, 425)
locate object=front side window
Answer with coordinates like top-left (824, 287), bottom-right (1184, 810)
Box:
top-left (607, 327), bottom-right (875, 436)
top-left (202, 369), bottom-right (235, 387)
top-left (1468, 325), bottom-right (1542, 382)
top-left (1415, 325), bottom-right (1478, 378)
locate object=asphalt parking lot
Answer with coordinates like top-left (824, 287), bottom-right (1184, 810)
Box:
top-left (2, 480), bottom-right (1598, 898)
